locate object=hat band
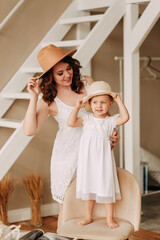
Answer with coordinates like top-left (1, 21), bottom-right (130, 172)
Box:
top-left (83, 89), bottom-right (113, 103)
top-left (88, 90), bottom-right (110, 95)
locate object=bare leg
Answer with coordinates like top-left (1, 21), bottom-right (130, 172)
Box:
top-left (57, 203), bottom-right (63, 228)
top-left (105, 203), bottom-right (119, 229)
top-left (77, 200), bottom-right (95, 226)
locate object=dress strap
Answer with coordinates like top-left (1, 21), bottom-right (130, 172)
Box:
top-left (54, 97), bottom-right (59, 105)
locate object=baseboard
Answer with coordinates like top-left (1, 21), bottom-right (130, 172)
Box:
top-left (8, 202), bottom-right (59, 223)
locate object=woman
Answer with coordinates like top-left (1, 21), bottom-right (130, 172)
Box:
top-left (23, 44), bottom-right (119, 227)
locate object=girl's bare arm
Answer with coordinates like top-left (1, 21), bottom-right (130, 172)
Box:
top-left (68, 100), bottom-right (84, 127)
top-left (114, 94), bottom-right (130, 126)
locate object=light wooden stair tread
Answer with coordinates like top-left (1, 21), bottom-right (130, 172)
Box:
top-left (0, 92), bottom-right (30, 99)
top-left (21, 67), bottom-right (43, 73)
top-left (126, 0), bottom-right (150, 3)
top-left (0, 118), bottom-right (22, 129)
top-left (41, 40), bottom-right (84, 48)
top-left (60, 14), bottom-right (103, 24)
top-left (0, 92), bottom-right (42, 100)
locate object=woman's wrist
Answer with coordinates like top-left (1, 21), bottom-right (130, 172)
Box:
top-left (30, 94), bottom-right (39, 102)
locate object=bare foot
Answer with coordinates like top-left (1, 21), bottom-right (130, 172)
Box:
top-left (106, 218), bottom-right (119, 229)
top-left (77, 218), bottom-right (93, 226)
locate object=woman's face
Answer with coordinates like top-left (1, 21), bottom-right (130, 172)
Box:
top-left (52, 61), bottom-right (73, 88)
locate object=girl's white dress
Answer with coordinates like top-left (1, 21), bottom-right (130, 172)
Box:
top-left (76, 113), bottom-right (121, 203)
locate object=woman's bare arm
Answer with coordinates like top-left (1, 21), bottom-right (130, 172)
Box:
top-left (23, 97), bottom-right (50, 136)
top-left (84, 75), bottom-right (94, 85)
top-left (23, 77), bottom-right (57, 136)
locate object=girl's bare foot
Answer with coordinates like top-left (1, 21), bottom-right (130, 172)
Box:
top-left (77, 218), bottom-right (93, 226)
top-left (106, 217), bottom-right (119, 229)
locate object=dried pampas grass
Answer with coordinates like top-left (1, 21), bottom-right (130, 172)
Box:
top-left (23, 173), bottom-right (43, 227)
top-left (0, 175), bottom-right (15, 225)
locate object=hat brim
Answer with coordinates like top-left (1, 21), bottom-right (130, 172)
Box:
top-left (83, 91), bottom-right (116, 103)
top-left (83, 91), bottom-right (116, 112)
top-left (38, 49), bottom-right (77, 78)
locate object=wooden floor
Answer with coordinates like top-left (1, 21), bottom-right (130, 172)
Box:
top-left (14, 216), bottom-right (160, 240)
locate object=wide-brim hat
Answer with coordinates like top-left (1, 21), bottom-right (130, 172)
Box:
top-left (83, 81), bottom-right (117, 112)
top-left (37, 44), bottom-right (77, 78)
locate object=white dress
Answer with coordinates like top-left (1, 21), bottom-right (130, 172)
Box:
top-left (76, 113), bottom-right (121, 204)
top-left (50, 97), bottom-right (86, 203)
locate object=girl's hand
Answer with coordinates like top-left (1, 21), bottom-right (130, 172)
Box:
top-left (76, 99), bottom-right (85, 109)
top-left (110, 130), bottom-right (120, 149)
top-left (27, 77), bottom-right (41, 97)
top-left (114, 93), bottom-right (121, 103)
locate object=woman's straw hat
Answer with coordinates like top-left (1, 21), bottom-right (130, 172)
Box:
top-left (37, 44), bottom-right (77, 78)
top-left (83, 81), bottom-right (116, 112)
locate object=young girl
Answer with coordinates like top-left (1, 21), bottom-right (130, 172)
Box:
top-left (68, 81), bottom-right (129, 229)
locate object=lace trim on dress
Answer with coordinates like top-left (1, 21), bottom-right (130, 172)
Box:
top-left (52, 194), bottom-right (64, 204)
top-left (76, 192), bottom-right (121, 204)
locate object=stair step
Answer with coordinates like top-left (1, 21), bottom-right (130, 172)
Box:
top-left (41, 40), bottom-right (84, 48)
top-left (0, 92), bottom-right (30, 99)
top-left (60, 14), bottom-right (103, 24)
top-left (78, 0), bottom-right (111, 11)
top-left (126, 0), bottom-right (150, 3)
top-left (1, 92), bottom-right (42, 100)
top-left (21, 67), bottom-right (42, 74)
top-left (0, 118), bottom-right (22, 129)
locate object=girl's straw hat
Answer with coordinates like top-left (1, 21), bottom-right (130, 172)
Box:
top-left (37, 44), bottom-right (77, 78)
top-left (83, 81), bottom-right (116, 112)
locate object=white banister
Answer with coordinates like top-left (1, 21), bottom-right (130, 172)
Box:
top-left (123, 4), bottom-right (140, 183)
top-left (0, 0), bottom-right (25, 30)
top-left (74, 0), bottom-right (126, 68)
top-left (131, 0), bottom-right (160, 53)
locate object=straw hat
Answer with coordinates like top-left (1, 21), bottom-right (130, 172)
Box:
top-left (37, 44), bottom-right (77, 78)
top-left (83, 81), bottom-right (116, 112)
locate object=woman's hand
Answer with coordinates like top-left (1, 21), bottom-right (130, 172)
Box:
top-left (27, 77), bottom-right (41, 97)
top-left (110, 130), bottom-right (120, 149)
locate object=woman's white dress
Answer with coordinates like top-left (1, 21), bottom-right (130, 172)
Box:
top-left (50, 97), bottom-right (86, 203)
top-left (76, 113), bottom-right (121, 203)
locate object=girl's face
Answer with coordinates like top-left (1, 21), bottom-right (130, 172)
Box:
top-left (90, 94), bottom-right (113, 118)
top-left (52, 61), bottom-right (73, 88)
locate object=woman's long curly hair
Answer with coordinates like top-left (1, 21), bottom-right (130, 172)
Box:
top-left (39, 56), bottom-right (84, 106)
